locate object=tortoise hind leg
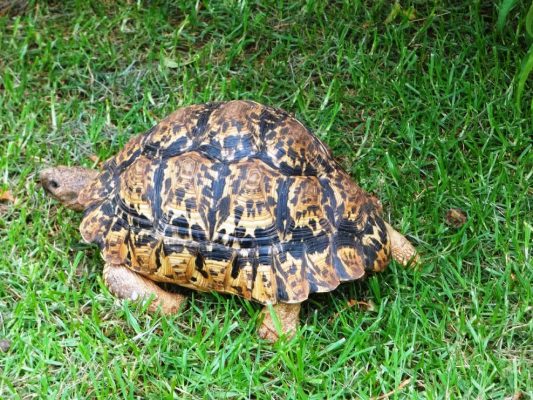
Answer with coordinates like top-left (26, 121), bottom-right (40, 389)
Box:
top-left (384, 222), bottom-right (419, 266)
top-left (103, 264), bottom-right (187, 315)
top-left (258, 303), bottom-right (301, 342)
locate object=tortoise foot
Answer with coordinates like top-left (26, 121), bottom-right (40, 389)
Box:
top-left (258, 303), bottom-right (301, 342)
top-left (103, 264), bottom-right (187, 315)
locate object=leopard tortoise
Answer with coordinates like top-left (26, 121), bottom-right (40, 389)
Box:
top-left (40, 100), bottom-right (418, 341)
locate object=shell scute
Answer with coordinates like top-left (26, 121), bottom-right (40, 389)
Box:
top-left (144, 103), bottom-right (216, 158)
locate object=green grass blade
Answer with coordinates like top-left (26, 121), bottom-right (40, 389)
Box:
top-left (526, 1), bottom-right (533, 37)
top-left (516, 43), bottom-right (533, 108)
top-left (497, 0), bottom-right (519, 32)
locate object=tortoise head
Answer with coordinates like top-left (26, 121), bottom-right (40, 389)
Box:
top-left (40, 166), bottom-right (99, 211)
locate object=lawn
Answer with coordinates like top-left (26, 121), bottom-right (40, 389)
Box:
top-left (0, 1), bottom-right (531, 399)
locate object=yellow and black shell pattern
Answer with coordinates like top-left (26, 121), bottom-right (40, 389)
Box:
top-left (79, 101), bottom-right (391, 304)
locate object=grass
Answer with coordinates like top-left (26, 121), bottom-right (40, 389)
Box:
top-left (0, 0), bottom-right (531, 398)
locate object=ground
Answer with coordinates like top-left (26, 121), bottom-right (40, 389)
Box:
top-left (0, 1), bottom-right (531, 399)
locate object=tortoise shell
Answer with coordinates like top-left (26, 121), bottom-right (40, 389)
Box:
top-left (79, 100), bottom-right (391, 304)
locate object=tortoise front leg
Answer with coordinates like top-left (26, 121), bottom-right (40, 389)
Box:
top-left (103, 264), bottom-right (187, 315)
top-left (257, 303), bottom-right (301, 342)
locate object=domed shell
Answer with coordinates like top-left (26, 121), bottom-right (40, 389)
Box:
top-left (79, 101), bottom-right (391, 304)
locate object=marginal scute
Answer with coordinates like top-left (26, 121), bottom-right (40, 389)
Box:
top-left (80, 100), bottom-right (391, 305)
top-left (102, 218), bottom-right (130, 266)
top-left (273, 246), bottom-right (309, 302)
top-left (79, 203), bottom-right (113, 245)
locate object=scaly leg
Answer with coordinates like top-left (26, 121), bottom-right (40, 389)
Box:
top-left (103, 264), bottom-right (187, 314)
top-left (258, 303), bottom-right (301, 342)
top-left (384, 222), bottom-right (419, 266)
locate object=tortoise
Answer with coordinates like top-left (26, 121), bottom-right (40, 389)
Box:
top-left (40, 100), bottom-right (418, 341)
